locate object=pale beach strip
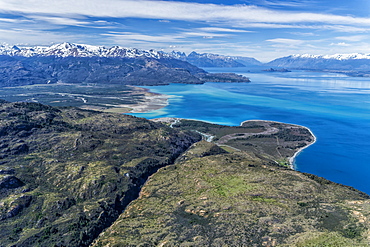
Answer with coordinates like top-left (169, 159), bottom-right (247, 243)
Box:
top-left (288, 126), bottom-right (316, 169)
top-left (240, 119), bottom-right (317, 170)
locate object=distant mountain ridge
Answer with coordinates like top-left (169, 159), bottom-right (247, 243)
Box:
top-left (291, 53), bottom-right (370, 60)
top-left (0, 43), bottom-right (250, 87)
top-left (166, 51), bottom-right (262, 67)
top-left (267, 53), bottom-right (370, 71)
top-left (0, 42), bottom-right (166, 59)
top-left (6, 43), bottom-right (364, 70)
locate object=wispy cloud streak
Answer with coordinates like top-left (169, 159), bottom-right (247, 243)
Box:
top-left (1, 0), bottom-right (370, 28)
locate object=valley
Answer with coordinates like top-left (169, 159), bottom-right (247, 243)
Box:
top-left (0, 83), bottom-right (168, 113)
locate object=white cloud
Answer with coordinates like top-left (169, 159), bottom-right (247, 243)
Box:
top-left (196, 27), bottom-right (252, 33)
top-left (0, 17), bottom-right (20, 23)
top-left (257, 0), bottom-right (318, 8)
top-left (232, 22), bottom-right (370, 33)
top-left (266, 38), bottom-right (304, 45)
top-left (102, 32), bottom-right (184, 43)
top-left (27, 16), bottom-right (89, 26)
top-left (0, 28), bottom-right (82, 45)
top-left (335, 35), bottom-right (367, 42)
top-left (181, 31), bottom-right (229, 37)
top-left (1, 0), bottom-right (370, 28)
top-left (319, 25), bottom-right (369, 33)
top-left (330, 42), bottom-right (351, 47)
top-left (102, 29), bottom-right (234, 45)
top-left (289, 32), bottom-right (316, 36)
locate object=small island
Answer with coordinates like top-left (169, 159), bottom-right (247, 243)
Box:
top-left (263, 68), bottom-right (291, 72)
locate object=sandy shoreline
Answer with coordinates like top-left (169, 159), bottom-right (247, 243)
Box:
top-left (95, 86), bottom-right (169, 114)
top-left (118, 86), bottom-right (169, 113)
top-left (288, 126), bottom-right (317, 169)
top-left (127, 86), bottom-right (169, 113)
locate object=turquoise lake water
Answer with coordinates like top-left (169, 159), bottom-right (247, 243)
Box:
top-left (129, 68), bottom-right (370, 194)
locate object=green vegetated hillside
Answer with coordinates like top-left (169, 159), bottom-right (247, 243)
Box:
top-left (92, 141), bottom-right (370, 247)
top-left (0, 100), bottom-right (200, 246)
top-left (92, 119), bottom-right (370, 247)
top-left (1, 101), bottom-right (370, 247)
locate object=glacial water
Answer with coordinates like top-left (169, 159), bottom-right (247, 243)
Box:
top-left (129, 68), bottom-right (370, 194)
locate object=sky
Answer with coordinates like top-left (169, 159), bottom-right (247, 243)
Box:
top-left (1, 0), bottom-right (370, 62)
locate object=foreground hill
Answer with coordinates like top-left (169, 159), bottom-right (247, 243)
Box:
top-left (0, 100), bottom-right (200, 246)
top-left (93, 143), bottom-right (370, 246)
top-left (0, 43), bottom-right (250, 87)
top-left (92, 119), bottom-right (370, 246)
top-left (1, 101), bottom-right (369, 246)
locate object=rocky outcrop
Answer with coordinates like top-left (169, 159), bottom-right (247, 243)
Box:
top-left (3, 195), bottom-right (32, 219)
top-left (0, 176), bottom-right (24, 189)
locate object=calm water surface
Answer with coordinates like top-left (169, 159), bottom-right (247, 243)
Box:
top-left (130, 68), bottom-right (370, 194)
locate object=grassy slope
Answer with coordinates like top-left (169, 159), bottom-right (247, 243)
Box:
top-left (92, 141), bottom-right (370, 246)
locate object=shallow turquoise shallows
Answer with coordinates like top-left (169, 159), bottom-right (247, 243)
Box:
top-left (128, 68), bottom-right (370, 194)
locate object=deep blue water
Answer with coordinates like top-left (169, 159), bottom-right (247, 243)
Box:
top-left (129, 68), bottom-right (370, 194)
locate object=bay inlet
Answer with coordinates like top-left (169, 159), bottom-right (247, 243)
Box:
top-left (129, 68), bottom-right (370, 194)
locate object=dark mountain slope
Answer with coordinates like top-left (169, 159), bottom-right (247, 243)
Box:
top-left (0, 55), bottom-right (250, 87)
top-left (0, 43), bottom-right (250, 87)
top-left (0, 56), bottom-right (201, 86)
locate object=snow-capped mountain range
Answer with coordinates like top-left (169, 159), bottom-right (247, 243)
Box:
top-left (0, 43), bottom-right (261, 67)
top-left (267, 53), bottom-right (370, 71)
top-left (0, 42), bottom-right (166, 59)
top-left (2, 42), bottom-right (370, 71)
top-left (290, 53), bottom-right (370, 60)
top-left (168, 51), bottom-right (261, 67)
top-left (0, 42), bottom-right (250, 87)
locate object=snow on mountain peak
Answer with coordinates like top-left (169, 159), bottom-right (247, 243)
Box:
top-left (0, 43), bottom-right (167, 59)
top-left (292, 53), bottom-right (370, 60)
